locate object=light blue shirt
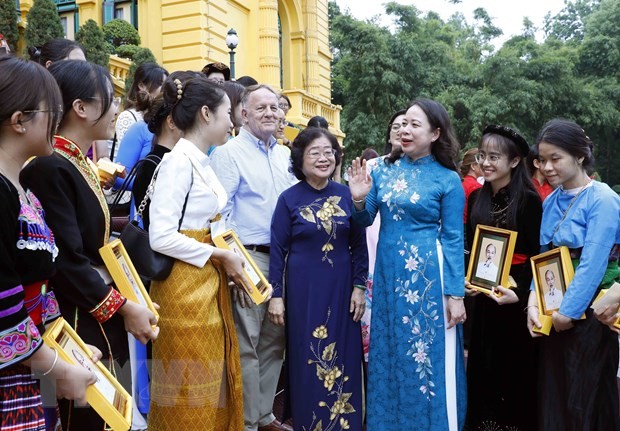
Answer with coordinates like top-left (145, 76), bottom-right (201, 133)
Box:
top-left (210, 127), bottom-right (296, 245)
top-left (534, 181), bottom-right (620, 319)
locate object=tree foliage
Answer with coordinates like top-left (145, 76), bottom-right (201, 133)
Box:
top-left (75, 19), bottom-right (110, 67)
top-left (329, 0), bottom-right (620, 186)
top-left (24, 0), bottom-right (64, 49)
top-left (0, 0), bottom-right (19, 52)
top-left (103, 19), bottom-right (140, 48)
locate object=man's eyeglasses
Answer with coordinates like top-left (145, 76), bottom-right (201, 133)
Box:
top-left (474, 153), bottom-right (502, 164)
top-left (306, 149), bottom-right (336, 159)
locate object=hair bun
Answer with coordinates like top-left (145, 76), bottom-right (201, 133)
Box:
top-left (174, 78), bottom-right (183, 101)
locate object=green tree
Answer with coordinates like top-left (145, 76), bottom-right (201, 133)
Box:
top-left (103, 19), bottom-right (140, 48)
top-left (0, 0), bottom-right (19, 52)
top-left (75, 19), bottom-right (110, 67)
top-left (24, 0), bottom-right (64, 49)
top-left (543, 0), bottom-right (601, 42)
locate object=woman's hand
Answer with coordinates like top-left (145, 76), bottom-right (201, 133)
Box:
top-left (446, 297), bottom-right (466, 329)
top-left (526, 291), bottom-right (543, 337)
top-left (54, 361), bottom-right (98, 405)
top-left (594, 303), bottom-right (620, 334)
top-left (118, 301), bottom-right (159, 344)
top-left (350, 288), bottom-right (366, 322)
top-left (268, 298), bottom-right (285, 326)
top-left (489, 285), bottom-right (519, 305)
top-left (465, 279), bottom-right (480, 296)
top-left (551, 311), bottom-right (574, 332)
top-left (84, 344), bottom-right (102, 362)
top-left (347, 157), bottom-right (372, 203)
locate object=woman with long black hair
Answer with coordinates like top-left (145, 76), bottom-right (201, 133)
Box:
top-left (21, 60), bottom-right (157, 431)
top-left (464, 125), bottom-right (542, 431)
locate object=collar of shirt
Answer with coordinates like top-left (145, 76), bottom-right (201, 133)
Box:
top-left (174, 138), bottom-right (211, 169)
top-left (238, 127), bottom-right (276, 153)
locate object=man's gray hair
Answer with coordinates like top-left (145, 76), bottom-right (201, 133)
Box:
top-left (241, 84), bottom-right (279, 107)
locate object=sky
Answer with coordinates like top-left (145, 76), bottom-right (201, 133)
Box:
top-left (333, 0), bottom-right (567, 46)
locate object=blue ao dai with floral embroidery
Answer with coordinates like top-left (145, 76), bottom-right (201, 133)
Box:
top-left (352, 154), bottom-right (466, 431)
top-left (270, 180), bottom-right (367, 431)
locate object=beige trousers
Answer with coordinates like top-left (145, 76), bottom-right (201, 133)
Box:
top-left (233, 249), bottom-right (286, 431)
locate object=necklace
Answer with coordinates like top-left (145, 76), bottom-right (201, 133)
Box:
top-left (552, 180), bottom-right (593, 237)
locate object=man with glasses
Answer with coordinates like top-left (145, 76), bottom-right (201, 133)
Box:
top-left (211, 84), bottom-right (296, 431)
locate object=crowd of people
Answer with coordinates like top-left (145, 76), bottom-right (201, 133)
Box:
top-left (0, 37), bottom-right (619, 431)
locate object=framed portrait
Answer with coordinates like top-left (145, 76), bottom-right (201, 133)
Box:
top-left (213, 229), bottom-right (272, 305)
top-left (530, 246), bottom-right (575, 335)
top-left (466, 225), bottom-right (518, 295)
top-left (99, 239), bottom-right (159, 324)
top-left (42, 318), bottom-right (132, 431)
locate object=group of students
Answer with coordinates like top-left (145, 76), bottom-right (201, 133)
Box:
top-left (0, 40), bottom-right (619, 431)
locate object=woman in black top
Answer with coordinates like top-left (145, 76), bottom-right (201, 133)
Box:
top-left (464, 125), bottom-right (542, 431)
top-left (21, 60), bottom-right (157, 431)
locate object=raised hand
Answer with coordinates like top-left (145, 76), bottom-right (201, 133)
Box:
top-left (347, 157), bottom-right (372, 203)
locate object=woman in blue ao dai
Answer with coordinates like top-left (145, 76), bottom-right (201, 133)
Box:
top-left (349, 98), bottom-right (467, 431)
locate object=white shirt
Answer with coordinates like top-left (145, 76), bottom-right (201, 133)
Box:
top-left (112, 109), bottom-right (143, 161)
top-left (149, 138), bottom-right (227, 267)
top-left (476, 260), bottom-right (498, 282)
top-left (544, 287), bottom-right (564, 311)
top-left (210, 127), bottom-right (297, 245)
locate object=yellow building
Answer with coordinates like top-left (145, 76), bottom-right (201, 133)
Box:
top-left (18, 0), bottom-right (343, 137)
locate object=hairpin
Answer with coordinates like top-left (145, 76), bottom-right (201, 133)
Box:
top-left (174, 78), bottom-right (183, 101)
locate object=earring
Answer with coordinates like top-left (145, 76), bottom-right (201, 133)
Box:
top-left (22, 127), bottom-right (26, 133)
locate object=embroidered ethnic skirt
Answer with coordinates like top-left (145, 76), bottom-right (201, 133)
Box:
top-left (0, 364), bottom-right (46, 431)
top-left (148, 229), bottom-right (243, 431)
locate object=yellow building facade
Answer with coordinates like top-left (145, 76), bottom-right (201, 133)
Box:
top-left (19, 0), bottom-right (343, 137)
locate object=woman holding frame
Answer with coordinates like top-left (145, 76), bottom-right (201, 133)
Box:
top-left (464, 125), bottom-right (542, 431)
top-left (526, 119), bottom-right (620, 431)
top-left (21, 60), bottom-right (158, 430)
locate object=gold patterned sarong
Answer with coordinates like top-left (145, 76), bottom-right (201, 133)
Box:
top-left (148, 229), bottom-right (243, 430)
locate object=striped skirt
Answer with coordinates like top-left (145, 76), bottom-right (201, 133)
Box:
top-left (0, 364), bottom-right (45, 431)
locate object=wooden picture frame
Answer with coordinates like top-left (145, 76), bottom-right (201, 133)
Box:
top-left (99, 239), bottom-right (159, 324)
top-left (42, 318), bottom-right (132, 431)
top-left (466, 225), bottom-right (518, 296)
top-left (213, 229), bottom-right (272, 305)
top-left (530, 246), bottom-right (574, 335)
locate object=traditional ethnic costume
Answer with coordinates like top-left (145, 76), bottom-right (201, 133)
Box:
top-left (147, 138), bottom-right (243, 430)
top-left (536, 180), bottom-right (620, 431)
top-left (0, 174), bottom-right (61, 431)
top-left (269, 180), bottom-right (367, 431)
top-left (465, 187), bottom-right (542, 431)
top-left (353, 154), bottom-right (466, 431)
top-left (21, 136), bottom-right (130, 431)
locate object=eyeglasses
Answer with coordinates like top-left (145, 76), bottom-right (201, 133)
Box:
top-left (474, 153), bottom-right (502, 164)
top-left (278, 103), bottom-right (290, 110)
top-left (306, 149), bottom-right (336, 159)
top-left (390, 123), bottom-right (401, 132)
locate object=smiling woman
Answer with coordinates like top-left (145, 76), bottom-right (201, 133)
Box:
top-left (348, 98), bottom-right (466, 431)
top-left (21, 60), bottom-right (159, 431)
top-left (269, 126), bottom-right (367, 430)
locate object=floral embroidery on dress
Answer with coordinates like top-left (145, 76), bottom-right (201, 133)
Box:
top-left (375, 159), bottom-right (422, 221)
top-left (305, 309), bottom-right (355, 431)
top-left (0, 317), bottom-right (41, 367)
top-left (17, 190), bottom-right (58, 261)
top-left (299, 196), bottom-right (347, 266)
top-left (395, 236), bottom-right (441, 400)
